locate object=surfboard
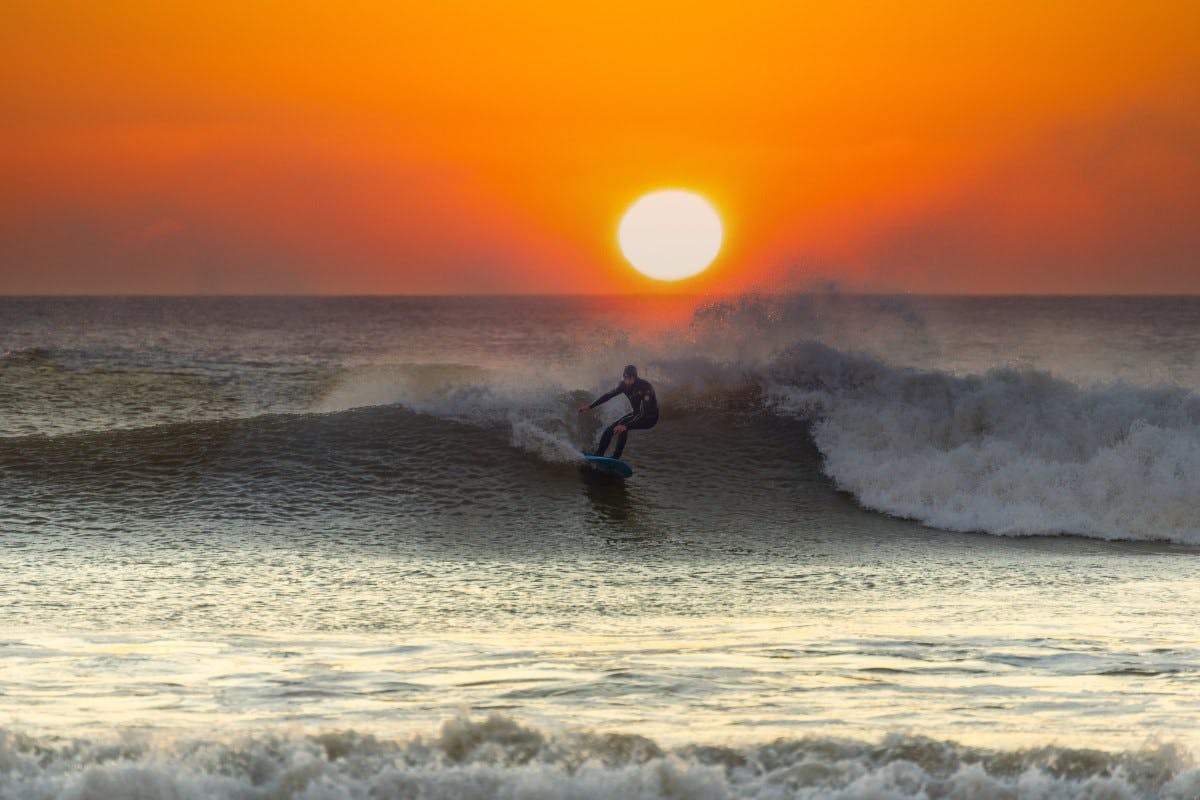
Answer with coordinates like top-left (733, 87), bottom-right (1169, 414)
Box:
top-left (582, 454), bottom-right (634, 478)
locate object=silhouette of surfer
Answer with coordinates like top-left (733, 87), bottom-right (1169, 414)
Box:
top-left (578, 365), bottom-right (659, 459)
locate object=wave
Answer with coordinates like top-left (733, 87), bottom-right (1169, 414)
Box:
top-left (315, 361), bottom-right (587, 463)
top-left (0, 345), bottom-right (60, 366)
top-left (761, 341), bottom-right (1200, 543)
top-left (0, 400), bottom-right (608, 535)
top-left (6, 344), bottom-right (1199, 544)
top-left (0, 346), bottom-right (333, 438)
top-left (0, 715), bottom-right (1196, 799)
top-left (0, 404), bottom-right (492, 496)
top-left (5, 293), bottom-right (1198, 544)
top-left (310, 311), bottom-right (1200, 543)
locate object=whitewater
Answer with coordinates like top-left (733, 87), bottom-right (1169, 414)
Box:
top-left (2, 294), bottom-right (1199, 798)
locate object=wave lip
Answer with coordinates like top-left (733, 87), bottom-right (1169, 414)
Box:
top-left (1, 715), bottom-right (1198, 799)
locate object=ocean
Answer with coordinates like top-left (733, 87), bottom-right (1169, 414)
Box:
top-left (1, 294), bottom-right (1199, 798)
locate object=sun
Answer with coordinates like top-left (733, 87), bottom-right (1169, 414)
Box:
top-left (618, 190), bottom-right (723, 281)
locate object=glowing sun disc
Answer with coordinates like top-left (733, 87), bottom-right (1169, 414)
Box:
top-left (618, 190), bottom-right (723, 281)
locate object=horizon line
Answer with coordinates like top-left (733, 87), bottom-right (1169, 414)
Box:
top-left (2, 291), bottom-right (1199, 299)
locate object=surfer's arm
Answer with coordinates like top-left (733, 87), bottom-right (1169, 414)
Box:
top-left (587, 385), bottom-right (623, 410)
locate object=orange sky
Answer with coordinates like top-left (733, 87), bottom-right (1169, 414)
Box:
top-left (2, 1), bottom-right (1198, 294)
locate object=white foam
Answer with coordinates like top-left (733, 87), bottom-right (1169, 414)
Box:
top-left (766, 342), bottom-right (1200, 542)
top-left (1, 716), bottom-right (1197, 799)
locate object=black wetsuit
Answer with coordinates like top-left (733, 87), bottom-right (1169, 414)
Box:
top-left (590, 377), bottom-right (659, 459)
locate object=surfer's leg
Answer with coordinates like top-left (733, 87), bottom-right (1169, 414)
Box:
top-left (612, 429), bottom-right (630, 459)
top-left (612, 416), bottom-right (656, 459)
top-left (594, 424), bottom-right (615, 457)
top-left (600, 414), bottom-right (637, 458)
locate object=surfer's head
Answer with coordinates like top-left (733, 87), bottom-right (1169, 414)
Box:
top-left (622, 364), bottom-right (638, 386)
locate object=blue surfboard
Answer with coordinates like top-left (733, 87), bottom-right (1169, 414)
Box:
top-left (583, 454), bottom-right (634, 478)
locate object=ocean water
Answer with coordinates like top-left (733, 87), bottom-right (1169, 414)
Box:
top-left (1, 293), bottom-right (1199, 798)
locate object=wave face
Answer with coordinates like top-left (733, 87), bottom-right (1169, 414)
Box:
top-left (1, 715), bottom-right (1197, 800)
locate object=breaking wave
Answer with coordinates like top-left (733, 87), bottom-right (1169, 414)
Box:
top-left (309, 294), bottom-right (1200, 544)
top-left (5, 294), bottom-right (1198, 544)
top-left (0, 715), bottom-right (1197, 799)
top-left (762, 342), bottom-right (1200, 542)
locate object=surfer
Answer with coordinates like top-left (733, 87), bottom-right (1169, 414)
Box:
top-left (578, 365), bottom-right (659, 459)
